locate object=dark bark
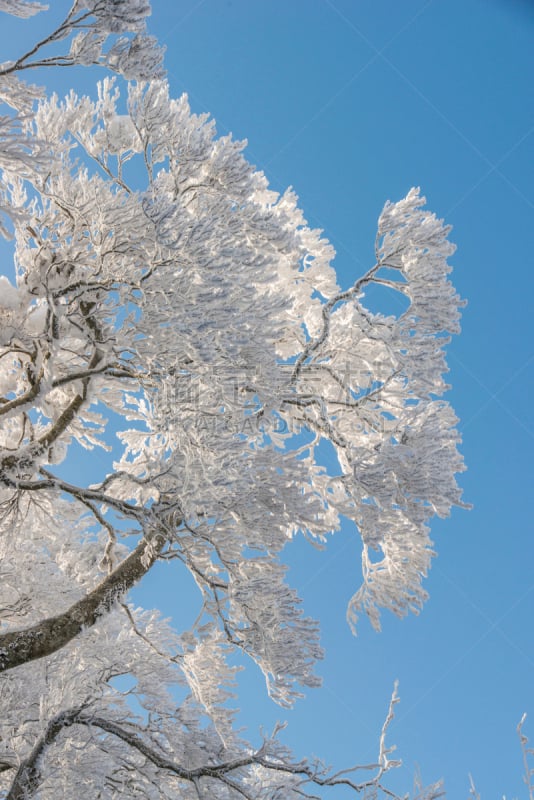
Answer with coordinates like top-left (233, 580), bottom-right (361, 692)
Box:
top-left (0, 532), bottom-right (165, 673)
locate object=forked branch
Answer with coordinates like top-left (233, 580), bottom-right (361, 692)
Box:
top-left (7, 687), bottom-right (410, 800)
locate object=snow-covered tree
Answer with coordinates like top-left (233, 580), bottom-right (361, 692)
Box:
top-left (0, 2), bottom-right (469, 797)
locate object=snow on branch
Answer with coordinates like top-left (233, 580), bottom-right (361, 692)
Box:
top-left (6, 685), bottom-right (430, 800)
top-left (0, 0), bottom-right (47, 18)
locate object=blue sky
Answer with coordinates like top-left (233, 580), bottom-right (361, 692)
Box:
top-left (1, 1), bottom-right (533, 797)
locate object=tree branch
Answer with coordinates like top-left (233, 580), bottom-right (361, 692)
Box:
top-left (0, 531), bottom-right (165, 673)
top-left (7, 701), bottom-right (408, 800)
top-left (6, 709), bottom-right (80, 800)
top-left (292, 263), bottom-right (379, 380)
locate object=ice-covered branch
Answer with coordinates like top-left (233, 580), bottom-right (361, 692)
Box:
top-left (7, 688), bottom-right (422, 800)
top-left (0, 1), bottom-right (164, 85)
top-left (518, 714), bottom-right (534, 800)
top-left (0, 0), bottom-right (47, 19)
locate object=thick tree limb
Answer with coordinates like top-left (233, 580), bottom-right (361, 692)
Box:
top-left (0, 532), bottom-right (165, 673)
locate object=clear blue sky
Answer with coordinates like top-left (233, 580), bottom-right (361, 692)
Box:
top-left (2, 1), bottom-right (533, 796)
